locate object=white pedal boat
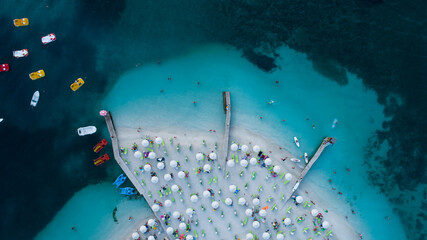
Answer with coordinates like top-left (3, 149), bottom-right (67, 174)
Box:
top-left (41, 33), bottom-right (56, 44)
top-left (13, 49), bottom-right (29, 58)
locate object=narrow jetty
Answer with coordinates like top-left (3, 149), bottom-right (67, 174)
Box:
top-left (222, 91), bottom-right (231, 164)
top-left (104, 112), bottom-right (170, 239)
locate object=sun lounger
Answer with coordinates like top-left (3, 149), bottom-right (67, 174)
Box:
top-left (244, 217), bottom-right (248, 225)
top-left (283, 180), bottom-right (290, 184)
top-left (252, 172), bottom-right (257, 180)
top-left (280, 172), bottom-right (286, 179)
top-left (226, 171), bottom-right (229, 179)
top-left (273, 183), bottom-right (277, 191)
top-left (162, 140), bottom-right (165, 146)
top-left (158, 190), bottom-right (163, 197)
top-left (258, 185), bottom-right (263, 192)
top-left (168, 187), bottom-right (171, 194)
top-left (272, 204), bottom-right (277, 210)
top-left (134, 170), bottom-right (139, 176)
top-left (281, 194), bottom-right (285, 200)
top-left (141, 179), bottom-right (146, 186)
top-left (194, 230), bottom-right (198, 238)
top-left (307, 203), bottom-right (312, 208)
top-left (290, 229), bottom-right (296, 235)
top-left (171, 197), bottom-right (175, 202)
top-left (201, 230), bottom-right (206, 237)
top-left (124, 158), bottom-right (129, 164)
top-left (315, 231), bottom-right (321, 236)
top-left (148, 191), bottom-right (152, 198)
top-left (214, 176), bottom-right (218, 183)
top-left (239, 170), bottom-right (244, 177)
top-left (124, 148), bottom-right (127, 154)
top-left (268, 166), bottom-right (274, 171)
top-left (286, 206), bottom-right (292, 213)
top-left (208, 177), bottom-right (213, 185)
top-left (147, 148), bottom-right (153, 152)
top-left (303, 201), bottom-right (308, 208)
top-left (326, 230), bottom-right (333, 236)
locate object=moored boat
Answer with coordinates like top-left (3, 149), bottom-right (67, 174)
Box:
top-left (1, 64), bottom-right (9, 72)
top-left (13, 49), bottom-right (29, 58)
top-left (290, 158), bottom-right (301, 163)
top-left (70, 78), bottom-right (84, 91)
top-left (13, 18), bottom-right (29, 27)
top-left (29, 70), bottom-right (45, 80)
top-left (294, 137), bottom-right (300, 148)
top-left (332, 118), bottom-right (338, 128)
top-left (77, 126), bottom-right (97, 136)
top-left (41, 33), bottom-right (56, 44)
top-left (113, 174), bottom-right (127, 188)
top-left (304, 153), bottom-right (309, 163)
top-left (120, 187), bottom-right (136, 195)
top-left (93, 139), bottom-right (108, 153)
top-left (94, 153), bottom-right (110, 166)
top-left (30, 91), bottom-right (40, 107)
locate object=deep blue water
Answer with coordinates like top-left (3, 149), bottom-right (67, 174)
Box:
top-left (0, 0), bottom-right (425, 239)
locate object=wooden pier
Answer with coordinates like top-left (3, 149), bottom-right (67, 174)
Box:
top-left (104, 112), bottom-right (170, 239)
top-left (222, 91), bottom-right (231, 163)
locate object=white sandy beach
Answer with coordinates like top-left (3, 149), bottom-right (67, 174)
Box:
top-left (114, 125), bottom-right (363, 240)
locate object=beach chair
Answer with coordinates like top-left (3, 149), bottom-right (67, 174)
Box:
top-left (232, 154), bottom-right (235, 161)
top-left (272, 204), bottom-right (277, 211)
top-left (168, 187), bottom-right (171, 194)
top-left (281, 194), bottom-right (285, 201)
top-left (326, 230), bottom-right (333, 237)
top-left (164, 150), bottom-right (168, 156)
top-left (239, 170), bottom-right (244, 177)
top-left (283, 180), bottom-right (290, 184)
top-left (290, 229), bottom-right (296, 235)
top-left (267, 196), bottom-right (273, 202)
top-left (171, 197), bottom-right (175, 202)
top-left (195, 168), bottom-right (198, 174)
top-left (148, 191), bottom-right (152, 198)
top-left (158, 190), bottom-right (163, 197)
top-left (303, 227), bottom-right (310, 233)
top-left (226, 171), bottom-right (229, 179)
top-left (208, 177), bottom-right (213, 185)
top-left (134, 170), bottom-right (139, 176)
top-left (141, 179), bottom-right (146, 186)
top-left (214, 176), bottom-right (218, 183)
top-left (280, 172), bottom-right (286, 179)
top-left (286, 206), bottom-right (292, 213)
top-left (303, 201), bottom-right (308, 208)
top-left (124, 148), bottom-right (127, 154)
top-left (147, 148), bottom-right (153, 152)
top-left (315, 231), bottom-right (321, 236)
top-left (258, 185), bottom-right (263, 192)
top-left (252, 172), bottom-right (257, 180)
top-left (162, 140), bottom-right (165, 146)
top-left (244, 217), bottom-right (248, 225)
top-left (201, 230), bottom-right (206, 237)
top-left (124, 158), bottom-right (129, 164)
top-left (268, 166), bottom-right (274, 171)
top-left (273, 183), bottom-right (277, 191)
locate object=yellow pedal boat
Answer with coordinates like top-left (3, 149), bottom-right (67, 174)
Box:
top-left (14, 18), bottom-right (29, 27)
top-left (29, 70), bottom-right (45, 80)
top-left (70, 78), bottom-right (84, 91)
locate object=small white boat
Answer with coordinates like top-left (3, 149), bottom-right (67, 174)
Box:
top-left (41, 33), bottom-right (56, 44)
top-left (332, 118), bottom-right (338, 128)
top-left (290, 158), bottom-right (301, 163)
top-left (30, 91), bottom-right (39, 107)
top-left (13, 49), bottom-right (29, 58)
top-left (304, 153), bottom-right (309, 163)
top-left (294, 137), bottom-right (300, 148)
top-left (77, 126), bottom-right (97, 136)
top-left (0, 118), bottom-right (3, 123)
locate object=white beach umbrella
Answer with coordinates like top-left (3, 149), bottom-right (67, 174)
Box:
top-left (186, 208), bottom-right (194, 216)
top-left (170, 160), bottom-right (177, 168)
top-left (172, 211), bottom-right (180, 219)
top-left (311, 209), bottom-right (319, 217)
top-left (190, 195), bottom-right (198, 203)
top-left (166, 227), bottom-right (174, 234)
top-left (171, 184), bottom-right (179, 193)
top-left (250, 157), bottom-right (257, 165)
top-left (157, 162), bottom-right (165, 170)
top-left (132, 232), bottom-right (140, 240)
top-left (240, 159), bottom-right (248, 167)
top-left (164, 173), bottom-right (172, 182)
top-left (322, 221), bottom-right (330, 229)
top-left (252, 221), bottom-right (260, 229)
top-left (211, 201), bottom-right (219, 209)
top-left (151, 176), bottom-right (159, 184)
top-left (273, 165), bottom-right (281, 173)
top-left (285, 173), bottom-right (293, 181)
top-left (203, 190), bottom-right (211, 198)
top-left (134, 151), bottom-right (142, 159)
top-left (147, 218), bottom-right (155, 227)
top-left (186, 235), bottom-right (194, 240)
top-left (209, 152), bottom-right (217, 160)
top-left (241, 145), bottom-right (248, 152)
top-left (252, 198), bottom-right (260, 206)
top-left (253, 145), bottom-right (260, 153)
top-left (164, 199), bottom-right (172, 207)
top-left (276, 233), bottom-right (284, 240)
top-left (151, 204), bottom-right (160, 212)
top-left (148, 236), bottom-right (155, 240)
top-left (238, 197), bottom-right (246, 206)
top-left (142, 139), bottom-right (149, 147)
top-left (231, 143), bottom-right (238, 151)
top-left (246, 233), bottom-right (254, 240)
top-left (148, 151), bottom-right (156, 159)
top-left (140, 225), bottom-right (147, 233)
top-left (265, 158), bottom-right (272, 165)
top-left (284, 218), bottom-right (291, 226)
top-left (229, 184), bottom-right (237, 192)
top-left (196, 153), bottom-right (203, 161)
top-left (227, 159), bottom-right (235, 167)
top-left (245, 208), bottom-right (253, 216)
top-left (259, 209), bottom-right (267, 217)
top-left (144, 164), bottom-right (152, 172)
top-left (178, 171), bottom-right (185, 179)
top-left (262, 232), bottom-right (271, 239)
top-left (225, 198), bottom-right (233, 206)
top-left (155, 137), bottom-right (163, 145)
top-left (203, 164), bottom-right (211, 172)
top-left (296, 196), bottom-right (303, 203)
top-left (179, 222), bottom-right (186, 230)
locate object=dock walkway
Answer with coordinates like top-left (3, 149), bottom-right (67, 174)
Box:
top-left (222, 91), bottom-right (231, 164)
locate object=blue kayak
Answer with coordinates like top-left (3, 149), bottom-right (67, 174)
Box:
top-left (113, 174), bottom-right (127, 188)
top-left (120, 187), bottom-right (136, 195)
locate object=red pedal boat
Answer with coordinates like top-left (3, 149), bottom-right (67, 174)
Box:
top-left (94, 154), bottom-right (110, 166)
top-left (93, 139), bottom-right (108, 153)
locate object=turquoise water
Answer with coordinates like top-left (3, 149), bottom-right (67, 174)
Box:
top-left (101, 44), bottom-right (407, 239)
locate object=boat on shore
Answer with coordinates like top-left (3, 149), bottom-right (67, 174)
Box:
top-left (30, 91), bottom-right (40, 107)
top-left (93, 139), bottom-right (108, 153)
top-left (77, 126), bottom-right (97, 136)
top-left (290, 158), bottom-right (301, 163)
top-left (294, 137), bottom-right (300, 147)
